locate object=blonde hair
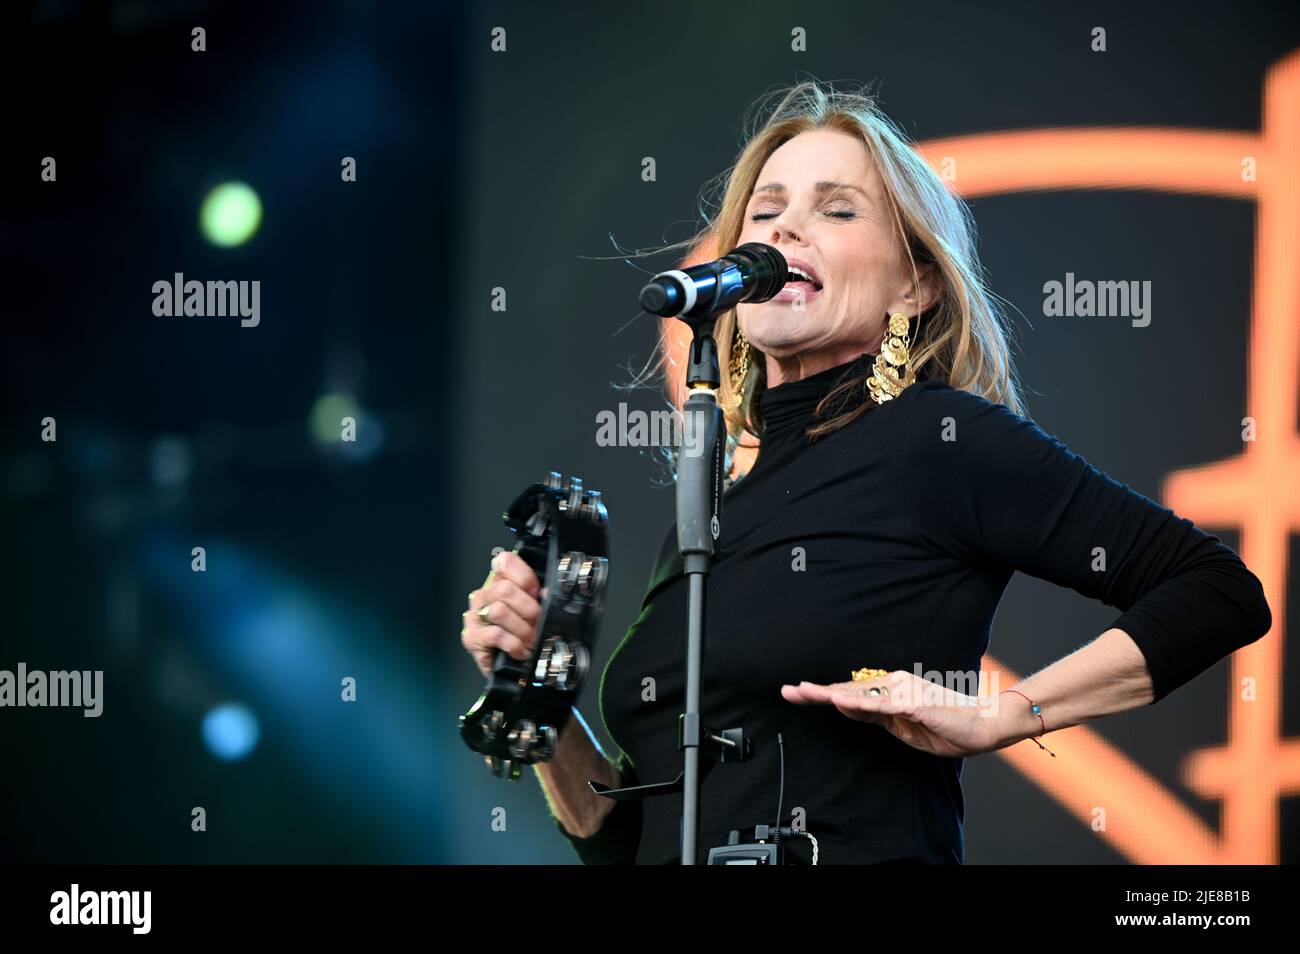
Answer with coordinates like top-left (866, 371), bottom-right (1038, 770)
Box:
top-left (625, 78), bottom-right (1025, 479)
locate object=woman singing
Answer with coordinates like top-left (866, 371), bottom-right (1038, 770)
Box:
top-left (459, 81), bottom-right (1272, 864)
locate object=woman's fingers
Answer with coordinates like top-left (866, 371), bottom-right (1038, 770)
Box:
top-left (487, 550), bottom-right (540, 598)
top-left (781, 681), bottom-right (848, 703)
top-left (469, 579), bottom-right (540, 640)
top-left (781, 682), bottom-right (887, 726)
top-left (461, 619), bottom-right (530, 671)
top-left (461, 551), bottom-right (544, 676)
top-left (472, 598), bottom-right (535, 648)
top-left (461, 598), bottom-right (533, 665)
top-left (782, 680), bottom-right (899, 711)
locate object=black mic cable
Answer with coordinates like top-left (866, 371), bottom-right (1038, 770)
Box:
top-left (775, 731), bottom-right (785, 834)
top-left (771, 731), bottom-right (819, 863)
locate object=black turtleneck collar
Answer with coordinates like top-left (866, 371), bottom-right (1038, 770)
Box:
top-left (757, 351), bottom-right (877, 442)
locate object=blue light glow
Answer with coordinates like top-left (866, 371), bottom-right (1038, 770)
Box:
top-left (202, 702), bottom-right (261, 761)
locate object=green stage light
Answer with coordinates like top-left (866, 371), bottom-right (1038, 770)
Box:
top-left (309, 393), bottom-right (360, 446)
top-left (200, 181), bottom-right (262, 247)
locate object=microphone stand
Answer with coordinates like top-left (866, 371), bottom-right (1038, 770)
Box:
top-left (580, 318), bottom-right (751, 864)
top-left (674, 322), bottom-right (728, 865)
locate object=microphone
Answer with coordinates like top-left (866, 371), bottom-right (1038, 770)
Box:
top-left (639, 242), bottom-right (789, 322)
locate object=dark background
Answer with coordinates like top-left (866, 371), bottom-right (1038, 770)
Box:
top-left (1, 0), bottom-right (1297, 864)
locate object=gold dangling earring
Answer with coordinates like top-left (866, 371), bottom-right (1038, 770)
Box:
top-left (729, 325), bottom-right (752, 392)
top-left (867, 312), bottom-right (917, 406)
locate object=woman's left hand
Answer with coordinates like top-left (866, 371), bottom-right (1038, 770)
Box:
top-left (781, 670), bottom-right (1002, 758)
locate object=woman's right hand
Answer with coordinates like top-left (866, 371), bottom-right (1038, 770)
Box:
top-left (462, 550), bottom-right (545, 678)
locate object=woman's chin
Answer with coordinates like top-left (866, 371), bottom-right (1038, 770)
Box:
top-left (744, 335), bottom-right (809, 359)
top-left (742, 310), bottom-right (819, 352)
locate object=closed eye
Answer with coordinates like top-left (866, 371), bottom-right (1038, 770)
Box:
top-left (750, 209), bottom-right (856, 221)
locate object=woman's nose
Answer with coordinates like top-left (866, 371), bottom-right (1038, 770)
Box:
top-left (771, 221), bottom-right (801, 243)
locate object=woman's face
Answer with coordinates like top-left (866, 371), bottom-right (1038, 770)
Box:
top-left (735, 128), bottom-right (934, 383)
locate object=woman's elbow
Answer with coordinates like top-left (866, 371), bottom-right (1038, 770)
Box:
top-left (1239, 569), bottom-right (1273, 644)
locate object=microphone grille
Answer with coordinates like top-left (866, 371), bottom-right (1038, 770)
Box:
top-left (639, 282), bottom-right (670, 315)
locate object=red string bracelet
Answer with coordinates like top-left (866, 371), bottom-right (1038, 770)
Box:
top-left (1001, 689), bottom-right (1056, 757)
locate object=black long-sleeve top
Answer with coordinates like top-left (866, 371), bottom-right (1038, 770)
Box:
top-left (555, 351), bottom-right (1272, 864)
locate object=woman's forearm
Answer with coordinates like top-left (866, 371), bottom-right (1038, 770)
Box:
top-left (533, 706), bottom-right (622, 837)
top-left (990, 627), bottom-right (1156, 749)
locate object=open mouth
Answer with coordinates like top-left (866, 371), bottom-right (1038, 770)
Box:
top-left (774, 283), bottom-right (822, 303)
top-left (784, 263), bottom-right (823, 293)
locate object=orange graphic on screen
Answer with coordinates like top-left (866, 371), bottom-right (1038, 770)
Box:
top-left (664, 48), bottom-right (1299, 863)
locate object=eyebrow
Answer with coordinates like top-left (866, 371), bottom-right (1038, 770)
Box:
top-left (752, 180), bottom-right (870, 199)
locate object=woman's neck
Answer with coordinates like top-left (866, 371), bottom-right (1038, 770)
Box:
top-left (764, 335), bottom-right (884, 387)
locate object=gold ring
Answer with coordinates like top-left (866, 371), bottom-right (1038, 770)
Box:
top-left (476, 603), bottom-right (493, 624)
